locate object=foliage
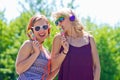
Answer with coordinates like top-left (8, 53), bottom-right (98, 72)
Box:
top-left (84, 18), bottom-right (120, 80)
top-left (0, 11), bottom-right (31, 80)
top-left (0, 10), bottom-right (6, 22)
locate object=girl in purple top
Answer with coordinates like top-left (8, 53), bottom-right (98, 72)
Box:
top-left (51, 8), bottom-right (101, 80)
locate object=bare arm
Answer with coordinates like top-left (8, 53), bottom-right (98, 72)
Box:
top-left (47, 67), bottom-right (59, 80)
top-left (15, 40), bottom-right (39, 74)
top-left (90, 36), bottom-right (101, 80)
top-left (47, 34), bottom-right (69, 79)
top-left (51, 34), bottom-right (69, 71)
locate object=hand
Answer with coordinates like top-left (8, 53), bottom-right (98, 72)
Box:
top-left (32, 40), bottom-right (41, 54)
top-left (61, 36), bottom-right (69, 54)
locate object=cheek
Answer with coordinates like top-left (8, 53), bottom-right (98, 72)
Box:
top-left (34, 31), bottom-right (38, 35)
top-left (44, 30), bottom-right (49, 36)
top-left (63, 25), bottom-right (67, 29)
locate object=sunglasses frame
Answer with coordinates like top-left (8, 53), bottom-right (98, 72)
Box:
top-left (55, 16), bottom-right (65, 26)
top-left (32, 25), bottom-right (48, 31)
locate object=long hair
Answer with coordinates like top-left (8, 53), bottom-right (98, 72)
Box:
top-left (52, 8), bottom-right (84, 36)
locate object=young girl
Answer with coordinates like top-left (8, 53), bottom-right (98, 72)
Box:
top-left (16, 15), bottom-right (51, 80)
top-left (51, 8), bottom-right (101, 80)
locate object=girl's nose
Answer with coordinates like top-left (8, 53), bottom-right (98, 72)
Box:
top-left (38, 29), bottom-right (44, 33)
top-left (58, 21), bottom-right (61, 26)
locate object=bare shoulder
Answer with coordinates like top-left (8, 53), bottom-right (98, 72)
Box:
top-left (51, 33), bottom-right (62, 57)
top-left (84, 31), bottom-right (93, 37)
top-left (83, 32), bottom-right (94, 41)
top-left (19, 40), bottom-right (33, 53)
top-left (21, 40), bottom-right (32, 47)
top-left (53, 33), bottom-right (61, 42)
top-left (16, 40), bottom-right (33, 67)
top-left (89, 35), bottom-right (95, 42)
top-left (23, 40), bottom-right (32, 44)
top-left (87, 34), bottom-right (97, 47)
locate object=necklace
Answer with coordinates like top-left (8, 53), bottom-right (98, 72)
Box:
top-left (67, 35), bottom-right (89, 47)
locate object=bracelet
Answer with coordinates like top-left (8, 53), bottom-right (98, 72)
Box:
top-left (62, 51), bottom-right (67, 55)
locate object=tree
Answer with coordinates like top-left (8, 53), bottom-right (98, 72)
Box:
top-left (83, 18), bottom-right (120, 80)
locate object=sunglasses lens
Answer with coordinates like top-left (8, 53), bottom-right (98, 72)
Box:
top-left (43, 25), bottom-right (48, 30)
top-left (34, 25), bottom-right (48, 31)
top-left (55, 21), bottom-right (58, 26)
top-left (59, 17), bottom-right (64, 22)
top-left (55, 17), bottom-right (64, 26)
top-left (35, 26), bottom-right (40, 31)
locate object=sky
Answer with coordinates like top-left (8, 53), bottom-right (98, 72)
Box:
top-left (0, 0), bottom-right (120, 26)
top-left (0, 0), bottom-right (20, 20)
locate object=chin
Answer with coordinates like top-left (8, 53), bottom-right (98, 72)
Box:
top-left (40, 35), bottom-right (48, 41)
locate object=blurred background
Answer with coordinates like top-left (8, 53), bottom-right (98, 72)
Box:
top-left (0, 0), bottom-right (120, 80)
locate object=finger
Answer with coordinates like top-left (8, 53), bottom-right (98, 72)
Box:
top-left (65, 41), bottom-right (69, 46)
top-left (62, 37), bottom-right (66, 40)
top-left (61, 36), bottom-right (66, 40)
top-left (33, 41), bottom-right (40, 47)
top-left (64, 42), bottom-right (68, 46)
top-left (35, 41), bottom-right (39, 45)
top-left (32, 41), bottom-right (36, 46)
top-left (62, 38), bottom-right (67, 43)
top-left (36, 43), bottom-right (40, 47)
top-left (61, 40), bottom-right (66, 45)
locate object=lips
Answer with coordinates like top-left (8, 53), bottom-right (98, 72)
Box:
top-left (61, 25), bottom-right (64, 30)
top-left (39, 33), bottom-right (46, 37)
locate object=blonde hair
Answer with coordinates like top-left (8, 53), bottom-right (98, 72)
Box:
top-left (52, 8), bottom-right (84, 36)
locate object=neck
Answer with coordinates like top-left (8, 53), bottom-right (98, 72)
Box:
top-left (67, 29), bottom-right (83, 39)
top-left (39, 43), bottom-right (44, 50)
top-left (67, 28), bottom-right (78, 39)
top-left (36, 38), bottom-right (44, 44)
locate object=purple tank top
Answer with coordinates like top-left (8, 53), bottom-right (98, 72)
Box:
top-left (58, 36), bottom-right (94, 80)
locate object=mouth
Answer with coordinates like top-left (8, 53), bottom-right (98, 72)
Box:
top-left (61, 25), bottom-right (64, 30)
top-left (39, 33), bottom-right (46, 38)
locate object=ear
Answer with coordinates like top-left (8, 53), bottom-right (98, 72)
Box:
top-left (31, 28), bottom-right (34, 33)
